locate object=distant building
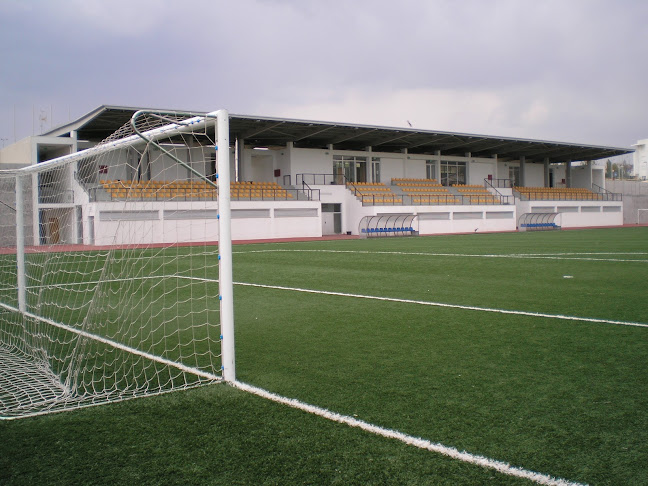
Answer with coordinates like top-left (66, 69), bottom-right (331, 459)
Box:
top-left (0, 106), bottom-right (633, 244)
top-left (633, 139), bottom-right (647, 180)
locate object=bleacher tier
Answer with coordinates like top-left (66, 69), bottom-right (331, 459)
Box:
top-left (514, 187), bottom-right (603, 201)
top-left (99, 180), bottom-right (293, 200)
top-left (345, 179), bottom-right (506, 205)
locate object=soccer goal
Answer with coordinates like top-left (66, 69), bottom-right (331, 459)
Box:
top-left (0, 109), bottom-right (234, 419)
top-left (638, 208), bottom-right (648, 225)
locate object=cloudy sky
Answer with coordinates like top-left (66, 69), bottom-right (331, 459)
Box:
top-left (1, 0), bottom-right (646, 153)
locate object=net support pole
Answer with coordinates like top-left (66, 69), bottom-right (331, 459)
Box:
top-left (15, 175), bottom-right (26, 312)
top-left (215, 110), bottom-right (235, 382)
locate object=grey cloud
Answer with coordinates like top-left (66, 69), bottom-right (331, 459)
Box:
top-left (1, 0), bottom-right (646, 148)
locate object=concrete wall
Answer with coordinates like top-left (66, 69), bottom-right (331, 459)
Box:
top-left (291, 148), bottom-right (330, 179)
top-left (524, 163), bottom-right (545, 187)
top-left (469, 159), bottom-right (497, 185)
top-left (0, 177), bottom-right (34, 247)
top-left (380, 156), bottom-right (407, 182)
top-left (0, 138), bottom-right (33, 168)
top-left (516, 200), bottom-right (623, 228)
top-left (605, 180), bottom-right (648, 224)
top-left (91, 199), bottom-right (321, 245)
top-left (416, 207), bottom-right (516, 234)
top-left (403, 156), bottom-right (427, 179)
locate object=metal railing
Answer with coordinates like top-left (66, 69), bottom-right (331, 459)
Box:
top-left (297, 173), bottom-right (348, 185)
top-left (87, 186), bottom-right (319, 202)
top-left (515, 190), bottom-right (622, 202)
top-left (297, 179), bottom-right (321, 201)
top-left (359, 193), bottom-right (513, 206)
top-left (487, 178), bottom-right (513, 188)
top-left (38, 188), bottom-right (75, 204)
top-left (484, 178), bottom-right (511, 201)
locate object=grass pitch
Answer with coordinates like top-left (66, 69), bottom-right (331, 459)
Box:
top-left (1, 227), bottom-right (647, 485)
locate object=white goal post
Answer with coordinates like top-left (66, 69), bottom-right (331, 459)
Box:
top-left (638, 208), bottom-right (648, 225)
top-left (0, 109), bottom-right (234, 419)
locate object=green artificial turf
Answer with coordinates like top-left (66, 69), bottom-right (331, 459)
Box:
top-left (1, 227), bottom-right (647, 485)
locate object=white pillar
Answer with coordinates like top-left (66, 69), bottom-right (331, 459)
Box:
top-left (235, 137), bottom-right (244, 183)
top-left (216, 110), bottom-right (235, 383)
top-left (15, 175), bottom-right (26, 312)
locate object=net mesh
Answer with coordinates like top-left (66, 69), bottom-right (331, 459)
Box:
top-left (0, 111), bottom-right (224, 419)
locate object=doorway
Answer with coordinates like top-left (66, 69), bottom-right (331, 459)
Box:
top-left (321, 203), bottom-right (342, 235)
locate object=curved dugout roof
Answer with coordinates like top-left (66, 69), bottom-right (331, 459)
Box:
top-left (47, 105), bottom-right (632, 164)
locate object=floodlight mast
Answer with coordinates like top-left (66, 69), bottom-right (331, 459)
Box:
top-left (215, 110), bottom-right (236, 383)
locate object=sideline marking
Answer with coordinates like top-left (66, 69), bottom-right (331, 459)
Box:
top-left (232, 280), bottom-right (648, 329)
top-left (11, 274), bottom-right (647, 328)
top-left (235, 248), bottom-right (648, 263)
top-left (233, 381), bottom-right (586, 486)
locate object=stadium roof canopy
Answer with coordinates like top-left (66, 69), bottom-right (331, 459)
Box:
top-left (46, 105), bottom-right (633, 164)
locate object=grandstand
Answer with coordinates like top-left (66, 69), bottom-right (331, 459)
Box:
top-left (0, 105), bottom-right (632, 244)
top-left (97, 179), bottom-right (293, 201)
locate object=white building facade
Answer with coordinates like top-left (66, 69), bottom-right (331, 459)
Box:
top-left (0, 106), bottom-right (632, 245)
top-left (634, 139), bottom-right (648, 180)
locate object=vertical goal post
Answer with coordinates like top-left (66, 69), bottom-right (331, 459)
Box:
top-left (638, 208), bottom-right (648, 225)
top-left (0, 109), bottom-right (235, 419)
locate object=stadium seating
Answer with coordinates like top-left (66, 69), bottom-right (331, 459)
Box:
top-left (99, 180), bottom-right (293, 200)
top-left (390, 179), bottom-right (449, 205)
top-left (514, 186), bottom-right (603, 200)
top-left (391, 178), bottom-right (441, 187)
top-left (347, 182), bottom-right (402, 204)
top-left (389, 179), bottom-right (503, 205)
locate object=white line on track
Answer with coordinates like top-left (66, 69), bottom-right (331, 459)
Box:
top-left (234, 248), bottom-right (648, 263)
top-left (233, 380), bottom-right (587, 486)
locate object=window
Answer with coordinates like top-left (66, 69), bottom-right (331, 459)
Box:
top-left (333, 155), bottom-right (367, 184)
top-left (371, 157), bottom-right (381, 183)
top-left (440, 161), bottom-right (466, 186)
top-left (426, 160), bottom-right (436, 180)
top-left (509, 166), bottom-right (519, 187)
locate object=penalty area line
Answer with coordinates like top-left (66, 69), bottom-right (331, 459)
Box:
top-left (232, 380), bottom-right (586, 486)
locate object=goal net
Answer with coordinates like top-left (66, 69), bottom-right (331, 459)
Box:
top-left (0, 109), bottom-right (234, 419)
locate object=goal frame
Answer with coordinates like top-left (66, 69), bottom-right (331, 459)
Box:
top-left (637, 208), bottom-right (648, 225)
top-left (1, 109), bottom-right (235, 419)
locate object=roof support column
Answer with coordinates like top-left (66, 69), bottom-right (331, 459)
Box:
top-left (519, 155), bottom-right (526, 187)
top-left (543, 157), bottom-right (550, 187)
top-left (235, 137), bottom-right (244, 182)
top-left (565, 160), bottom-right (572, 188)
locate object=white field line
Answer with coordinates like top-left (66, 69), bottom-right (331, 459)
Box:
top-left (228, 280), bottom-right (648, 329)
top-left (7, 274), bottom-right (647, 328)
top-left (235, 249), bottom-right (648, 263)
top-left (233, 380), bottom-right (586, 486)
